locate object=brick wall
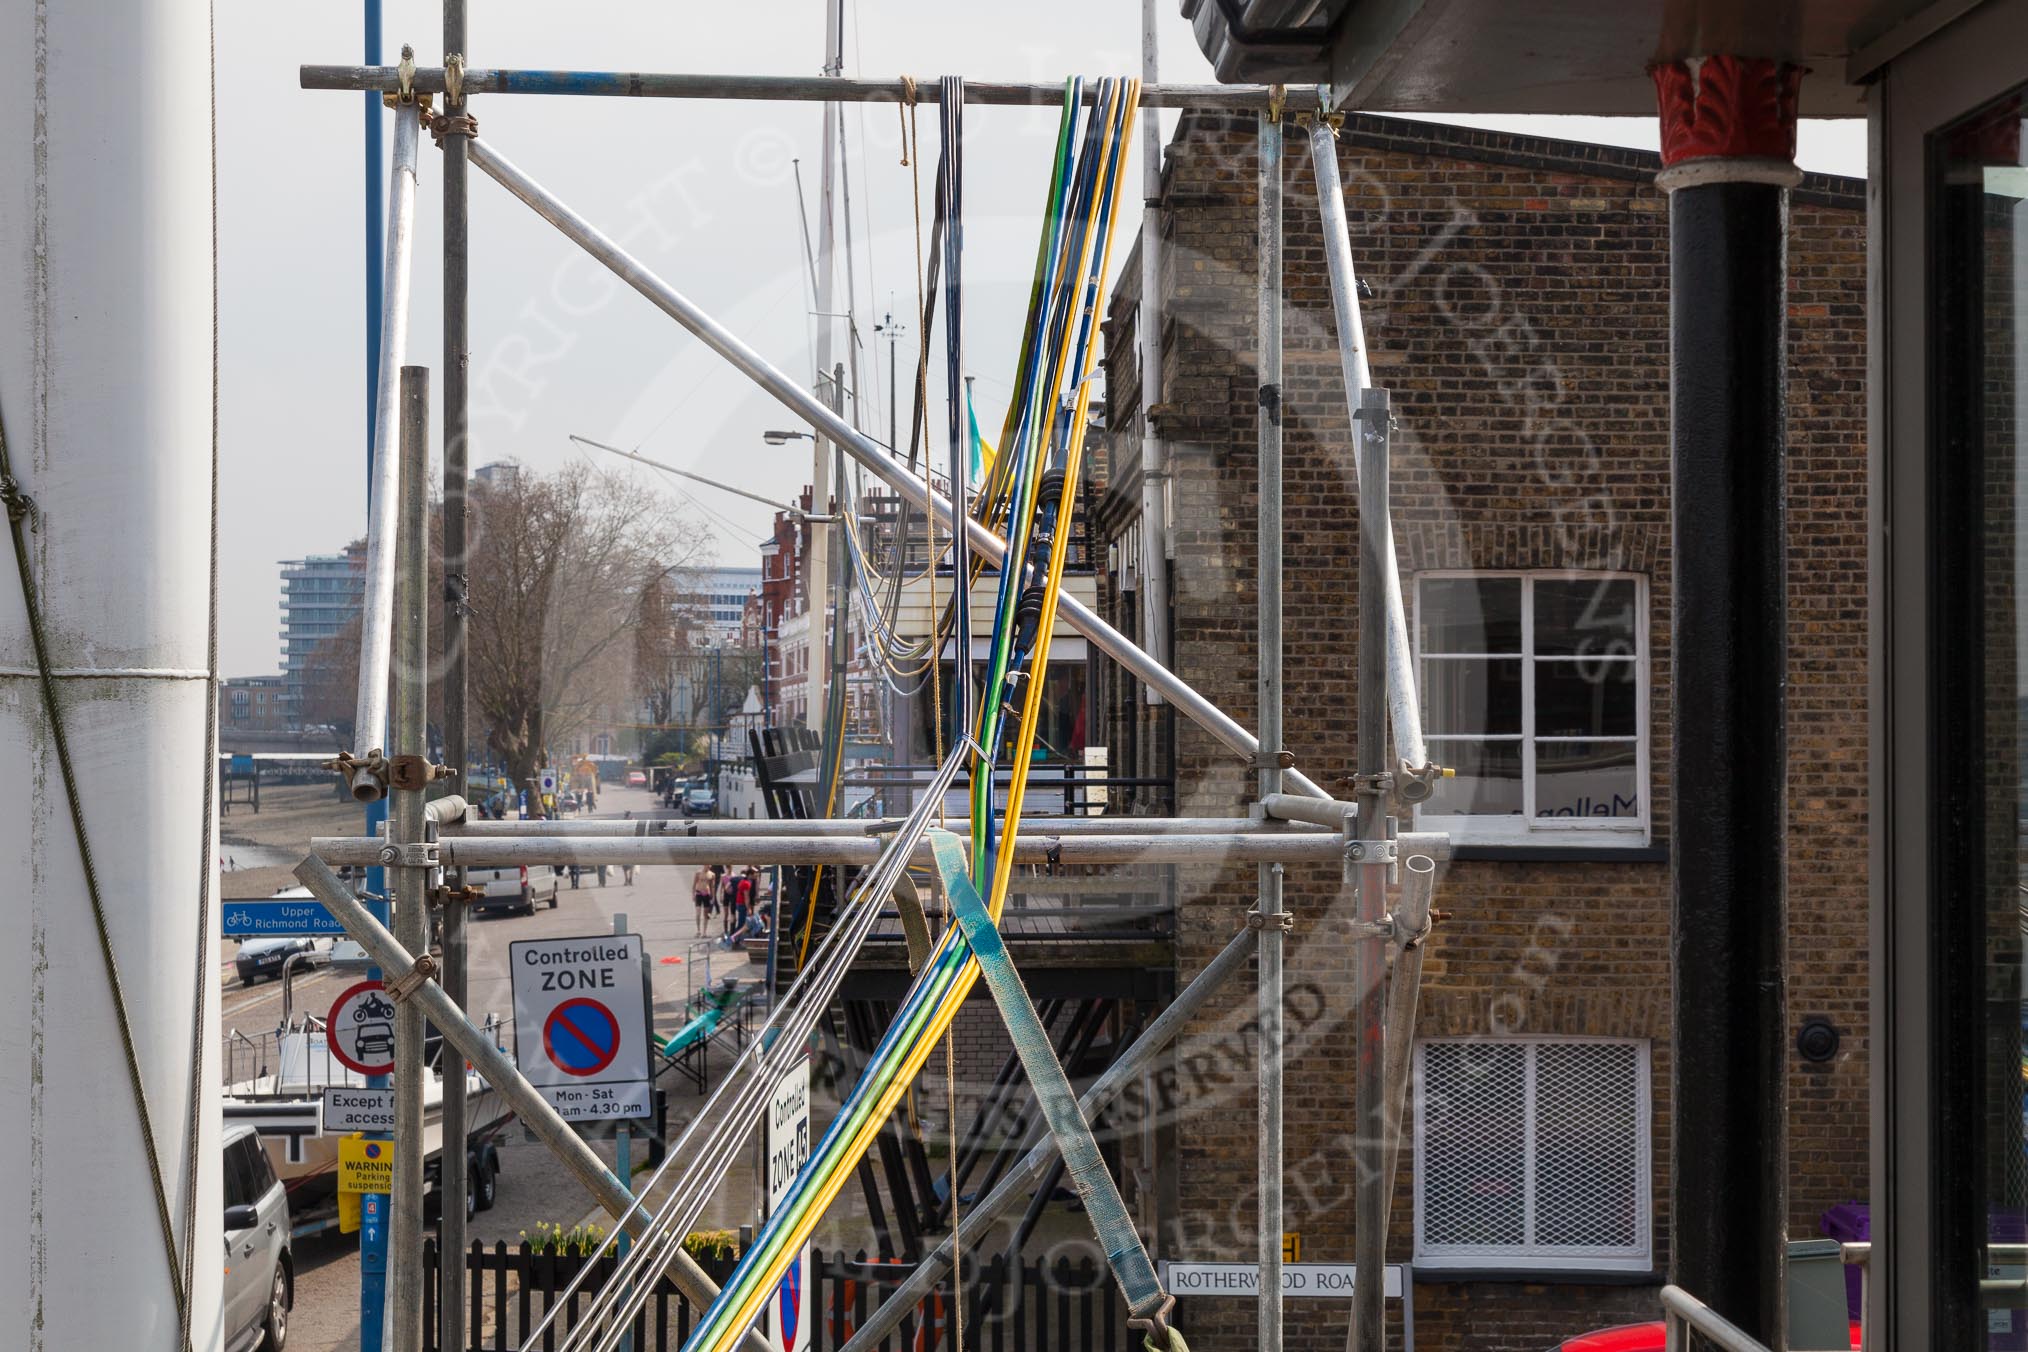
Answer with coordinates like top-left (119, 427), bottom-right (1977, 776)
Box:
top-left (1091, 112), bottom-right (1869, 1351)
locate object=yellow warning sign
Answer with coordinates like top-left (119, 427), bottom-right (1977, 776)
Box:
top-left (1283, 1232), bottom-right (1302, 1264)
top-left (338, 1134), bottom-right (393, 1196)
top-left (338, 1189), bottom-right (361, 1234)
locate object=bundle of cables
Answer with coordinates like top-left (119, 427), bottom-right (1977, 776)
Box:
top-left (672, 76), bottom-right (1140, 1352)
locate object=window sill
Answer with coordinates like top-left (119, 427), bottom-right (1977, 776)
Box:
top-left (1447, 843), bottom-right (1668, 864)
top-left (1411, 1265), bottom-right (1663, 1287)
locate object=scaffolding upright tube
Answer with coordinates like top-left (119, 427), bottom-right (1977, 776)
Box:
top-left (388, 367), bottom-right (430, 1352)
top-left (458, 132), bottom-right (1332, 801)
top-left (351, 96), bottom-right (421, 801)
top-left (1306, 118), bottom-right (1428, 782)
top-left (437, 10), bottom-right (471, 1347)
top-left (1256, 105), bottom-right (1287, 1352)
top-left (1350, 388), bottom-right (1392, 1352)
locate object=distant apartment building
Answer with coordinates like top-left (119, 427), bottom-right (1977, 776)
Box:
top-left (688, 564), bottom-right (762, 643)
top-left (278, 538), bottom-right (366, 726)
top-left (219, 675), bottom-right (288, 733)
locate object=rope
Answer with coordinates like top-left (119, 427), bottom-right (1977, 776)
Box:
top-left (0, 404), bottom-right (191, 1339)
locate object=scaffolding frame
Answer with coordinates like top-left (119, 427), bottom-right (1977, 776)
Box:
top-left (296, 51), bottom-right (1446, 1352)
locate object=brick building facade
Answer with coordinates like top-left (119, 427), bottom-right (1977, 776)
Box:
top-left (1086, 113), bottom-right (1868, 1350)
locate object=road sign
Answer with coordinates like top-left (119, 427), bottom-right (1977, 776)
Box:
top-left (510, 933), bottom-right (650, 1120)
top-left (765, 1058), bottom-right (812, 1352)
top-left (221, 898), bottom-right (346, 938)
top-left (339, 1135), bottom-right (394, 1196)
top-left (538, 768), bottom-right (559, 794)
top-left (322, 1085), bottom-right (396, 1134)
top-left (326, 980), bottom-right (398, 1076)
top-left (543, 998), bottom-right (623, 1076)
top-left (1159, 1261), bottom-right (1407, 1300)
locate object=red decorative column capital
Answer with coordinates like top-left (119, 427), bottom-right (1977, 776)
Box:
top-left (1651, 55), bottom-right (1805, 190)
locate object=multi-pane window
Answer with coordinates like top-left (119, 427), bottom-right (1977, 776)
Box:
top-left (1414, 571), bottom-right (1648, 845)
top-left (1414, 1038), bottom-right (1652, 1271)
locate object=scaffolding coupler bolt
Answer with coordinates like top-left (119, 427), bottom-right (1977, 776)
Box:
top-left (385, 952), bottom-right (438, 1004)
top-left (379, 841), bottom-right (441, 869)
top-left (1396, 760), bottom-right (1450, 805)
top-left (1246, 907), bottom-right (1294, 933)
top-left (1344, 838), bottom-right (1397, 864)
top-left (433, 883), bottom-right (483, 908)
top-left (1248, 748), bottom-right (1297, 771)
top-left (389, 755), bottom-right (433, 792)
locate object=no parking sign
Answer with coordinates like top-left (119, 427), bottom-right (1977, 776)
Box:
top-left (509, 934), bottom-right (651, 1121)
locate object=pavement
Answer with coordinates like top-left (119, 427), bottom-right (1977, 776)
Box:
top-left (233, 782), bottom-right (772, 1352)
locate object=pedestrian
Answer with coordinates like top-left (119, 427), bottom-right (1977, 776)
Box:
top-left (622, 862), bottom-right (638, 886)
top-left (734, 867), bottom-right (756, 933)
top-left (597, 863), bottom-right (609, 888)
top-left (715, 864), bottom-right (734, 936)
top-left (691, 864), bottom-right (714, 935)
top-left (569, 864), bottom-right (581, 889)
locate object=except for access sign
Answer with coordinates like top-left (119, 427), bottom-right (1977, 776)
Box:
top-left (509, 934), bottom-right (650, 1121)
top-left (322, 1086), bottom-right (396, 1134)
top-left (326, 980), bottom-right (398, 1077)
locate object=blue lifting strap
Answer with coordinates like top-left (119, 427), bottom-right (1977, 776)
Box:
top-left (927, 829), bottom-right (1176, 1336)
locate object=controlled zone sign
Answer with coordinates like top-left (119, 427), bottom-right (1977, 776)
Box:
top-left (510, 933), bottom-right (651, 1121)
top-left (764, 1058), bottom-right (812, 1352)
top-left (326, 980), bottom-right (397, 1077)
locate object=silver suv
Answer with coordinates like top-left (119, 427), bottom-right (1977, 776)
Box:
top-left (468, 863), bottom-right (560, 917)
top-left (223, 1124), bottom-right (291, 1351)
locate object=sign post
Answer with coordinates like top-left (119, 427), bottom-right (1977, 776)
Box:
top-left (509, 934), bottom-right (652, 1121)
top-left (765, 1058), bottom-right (812, 1352)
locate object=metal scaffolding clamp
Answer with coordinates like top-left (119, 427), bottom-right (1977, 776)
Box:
top-left (1246, 907), bottom-right (1294, 933)
top-left (1343, 838), bottom-right (1397, 864)
top-left (385, 952), bottom-right (438, 1004)
top-left (378, 841), bottom-right (440, 868)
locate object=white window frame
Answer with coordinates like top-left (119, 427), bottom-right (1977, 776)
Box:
top-left (1412, 569), bottom-right (1651, 846)
top-left (1412, 1035), bottom-right (1654, 1273)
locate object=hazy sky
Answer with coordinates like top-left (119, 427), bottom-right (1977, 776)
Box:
top-left (214, 3), bottom-right (1866, 678)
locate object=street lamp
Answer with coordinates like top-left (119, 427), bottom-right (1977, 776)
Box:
top-left (762, 429), bottom-right (815, 445)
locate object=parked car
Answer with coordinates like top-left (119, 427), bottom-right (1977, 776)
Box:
top-left (233, 936), bottom-right (323, 987)
top-left (223, 1123), bottom-right (292, 1352)
top-left (685, 786), bottom-right (717, 816)
top-left (467, 863), bottom-right (559, 918)
top-left (626, 769), bottom-right (647, 787)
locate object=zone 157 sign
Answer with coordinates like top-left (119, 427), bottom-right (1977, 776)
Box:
top-left (509, 934), bottom-right (651, 1121)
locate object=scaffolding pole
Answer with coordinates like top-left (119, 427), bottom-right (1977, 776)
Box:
top-left (437, 8), bottom-right (471, 1347)
top-left (1306, 117), bottom-right (1430, 788)
top-left (310, 832), bottom-right (1354, 869)
top-left (1350, 387), bottom-right (1392, 1352)
top-left (1255, 104), bottom-right (1287, 1352)
top-left (1137, 0), bottom-right (1171, 704)
top-left (440, 815), bottom-right (1331, 837)
top-left (292, 856), bottom-right (778, 1352)
top-left (389, 366), bottom-right (430, 1352)
top-left (301, 65), bottom-right (1319, 109)
top-left (454, 130), bottom-right (1334, 801)
top-left (350, 95), bottom-right (420, 802)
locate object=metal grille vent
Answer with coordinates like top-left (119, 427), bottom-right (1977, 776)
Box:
top-left (1415, 1038), bottom-right (1650, 1269)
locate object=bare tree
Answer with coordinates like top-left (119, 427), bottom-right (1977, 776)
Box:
top-left (467, 462), bottom-right (709, 792)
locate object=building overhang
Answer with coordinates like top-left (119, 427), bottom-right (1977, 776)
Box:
top-left (1181, 0), bottom-right (1967, 114)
